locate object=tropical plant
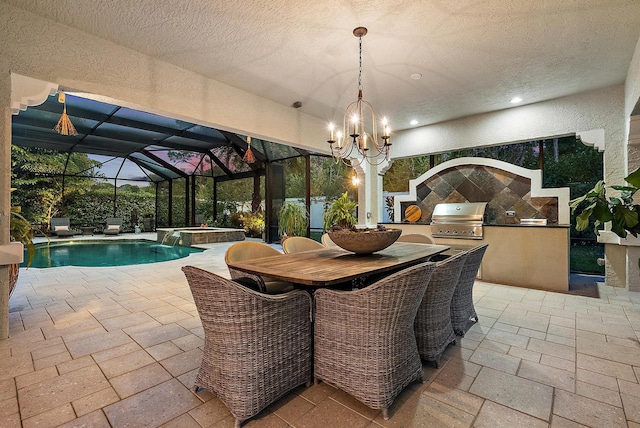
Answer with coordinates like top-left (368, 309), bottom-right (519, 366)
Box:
top-left (278, 202), bottom-right (308, 238)
top-left (236, 210), bottom-right (265, 238)
top-left (569, 167), bottom-right (640, 239)
top-left (10, 191), bottom-right (36, 267)
top-left (323, 192), bottom-right (358, 231)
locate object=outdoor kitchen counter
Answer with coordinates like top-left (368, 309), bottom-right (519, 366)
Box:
top-left (388, 223), bottom-right (570, 292)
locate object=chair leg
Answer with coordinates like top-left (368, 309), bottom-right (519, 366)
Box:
top-left (314, 377), bottom-right (320, 385)
top-left (382, 408), bottom-right (389, 420)
top-left (235, 418), bottom-right (241, 428)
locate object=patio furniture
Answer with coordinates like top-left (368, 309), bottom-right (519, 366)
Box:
top-left (80, 226), bottom-right (94, 235)
top-left (103, 218), bottom-right (123, 235)
top-left (320, 233), bottom-right (337, 247)
top-left (182, 266), bottom-right (312, 428)
top-left (451, 244), bottom-right (489, 336)
top-left (50, 217), bottom-right (75, 237)
top-left (224, 241), bottom-right (294, 293)
top-left (397, 233), bottom-right (435, 244)
top-left (313, 261), bottom-right (436, 419)
top-left (282, 236), bottom-right (324, 253)
top-left (414, 251), bottom-right (468, 367)
top-left (226, 242), bottom-right (449, 287)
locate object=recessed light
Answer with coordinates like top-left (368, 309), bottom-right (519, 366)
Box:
top-left (510, 97), bottom-right (522, 104)
top-left (410, 73), bottom-right (422, 80)
top-left (410, 119), bottom-right (419, 125)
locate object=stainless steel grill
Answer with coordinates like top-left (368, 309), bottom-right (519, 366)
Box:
top-left (431, 202), bottom-right (488, 239)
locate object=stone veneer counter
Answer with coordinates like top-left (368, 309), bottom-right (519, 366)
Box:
top-left (389, 223), bottom-right (569, 292)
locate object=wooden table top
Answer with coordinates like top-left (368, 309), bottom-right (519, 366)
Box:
top-left (227, 242), bottom-right (450, 287)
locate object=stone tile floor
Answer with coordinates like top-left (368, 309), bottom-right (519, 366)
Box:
top-left (3, 235), bottom-right (640, 427)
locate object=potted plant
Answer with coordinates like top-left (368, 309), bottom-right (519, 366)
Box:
top-left (323, 192), bottom-right (358, 231)
top-left (323, 192), bottom-right (401, 254)
top-left (569, 167), bottom-right (640, 238)
top-left (9, 194), bottom-right (36, 296)
top-left (278, 202), bottom-right (309, 240)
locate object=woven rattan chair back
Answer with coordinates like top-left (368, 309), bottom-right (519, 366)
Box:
top-left (397, 233), bottom-right (435, 244)
top-left (314, 261), bottom-right (436, 419)
top-left (282, 236), bottom-right (324, 253)
top-left (414, 250), bottom-right (468, 366)
top-left (182, 266), bottom-right (312, 427)
top-left (320, 233), bottom-right (337, 247)
top-left (224, 241), bottom-right (283, 293)
top-left (450, 244), bottom-right (488, 336)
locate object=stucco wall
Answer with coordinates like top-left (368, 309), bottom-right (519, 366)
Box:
top-left (0, 3), bottom-right (328, 154)
top-left (625, 35), bottom-right (640, 118)
top-left (392, 85), bottom-right (626, 186)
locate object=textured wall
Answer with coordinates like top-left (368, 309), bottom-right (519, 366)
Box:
top-left (626, 35), bottom-right (640, 117)
top-left (393, 85), bottom-right (626, 186)
top-left (0, 3), bottom-right (328, 154)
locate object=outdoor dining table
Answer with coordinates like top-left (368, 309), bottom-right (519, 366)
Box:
top-left (227, 242), bottom-right (450, 287)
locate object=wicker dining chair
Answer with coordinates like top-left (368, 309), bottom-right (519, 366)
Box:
top-left (397, 233), bottom-right (435, 244)
top-left (224, 241), bottom-right (294, 294)
top-left (450, 244), bottom-right (488, 336)
top-left (314, 261), bottom-right (436, 419)
top-left (320, 233), bottom-right (338, 247)
top-left (282, 236), bottom-right (324, 253)
top-left (414, 251), bottom-right (468, 367)
top-left (182, 266), bottom-right (313, 428)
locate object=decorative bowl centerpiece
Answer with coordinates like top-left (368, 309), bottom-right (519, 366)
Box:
top-left (328, 225), bottom-right (402, 254)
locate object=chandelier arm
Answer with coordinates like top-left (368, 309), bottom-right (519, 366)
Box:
top-left (327, 27), bottom-right (391, 168)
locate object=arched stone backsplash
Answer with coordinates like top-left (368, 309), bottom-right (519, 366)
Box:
top-left (393, 157), bottom-right (571, 225)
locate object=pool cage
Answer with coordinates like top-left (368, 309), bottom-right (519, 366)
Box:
top-left (11, 93), bottom-right (321, 243)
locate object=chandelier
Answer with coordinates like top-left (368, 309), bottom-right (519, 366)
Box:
top-left (327, 27), bottom-right (390, 166)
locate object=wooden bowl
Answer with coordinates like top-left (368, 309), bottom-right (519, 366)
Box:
top-left (328, 228), bottom-right (402, 254)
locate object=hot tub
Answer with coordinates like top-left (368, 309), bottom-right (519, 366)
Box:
top-left (156, 227), bottom-right (245, 247)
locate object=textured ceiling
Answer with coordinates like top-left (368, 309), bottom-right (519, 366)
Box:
top-left (5, 0), bottom-right (640, 130)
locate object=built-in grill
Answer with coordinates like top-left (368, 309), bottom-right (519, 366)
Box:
top-left (431, 202), bottom-right (488, 240)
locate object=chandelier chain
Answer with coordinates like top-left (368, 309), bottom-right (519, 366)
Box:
top-left (358, 36), bottom-right (363, 92)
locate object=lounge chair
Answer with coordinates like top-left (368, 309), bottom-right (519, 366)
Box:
top-left (103, 218), bottom-right (123, 235)
top-left (50, 217), bottom-right (75, 237)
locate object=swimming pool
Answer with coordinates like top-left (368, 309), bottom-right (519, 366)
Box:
top-left (23, 240), bottom-right (203, 268)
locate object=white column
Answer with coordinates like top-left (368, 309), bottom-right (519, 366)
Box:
top-left (351, 157), bottom-right (391, 227)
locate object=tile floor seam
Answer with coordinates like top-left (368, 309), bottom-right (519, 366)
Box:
top-left (326, 395), bottom-right (379, 423)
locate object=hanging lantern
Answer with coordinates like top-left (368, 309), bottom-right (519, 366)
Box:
top-left (243, 136), bottom-right (255, 163)
top-left (53, 92), bottom-right (78, 136)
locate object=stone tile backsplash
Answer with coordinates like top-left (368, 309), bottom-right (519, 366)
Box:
top-left (400, 165), bottom-right (558, 224)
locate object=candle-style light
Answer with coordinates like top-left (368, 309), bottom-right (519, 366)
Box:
top-left (327, 27), bottom-right (391, 166)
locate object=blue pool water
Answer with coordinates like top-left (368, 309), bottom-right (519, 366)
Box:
top-left (23, 240), bottom-right (203, 268)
